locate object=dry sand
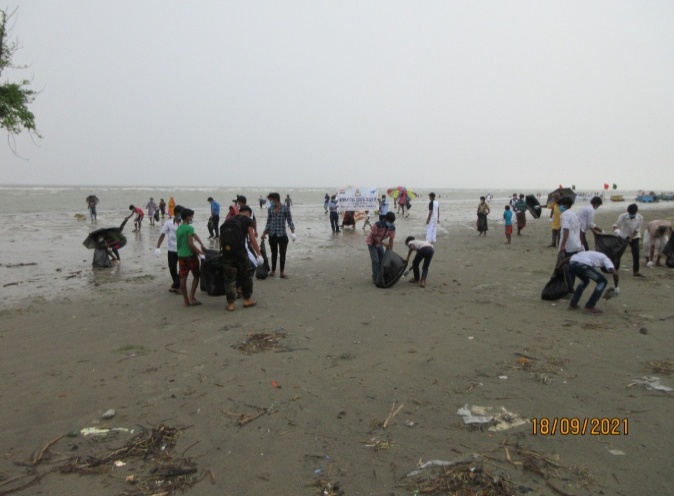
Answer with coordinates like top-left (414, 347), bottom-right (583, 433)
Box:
top-left (1, 207), bottom-right (673, 495)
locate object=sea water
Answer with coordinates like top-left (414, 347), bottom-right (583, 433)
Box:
top-left (0, 185), bottom-right (657, 306)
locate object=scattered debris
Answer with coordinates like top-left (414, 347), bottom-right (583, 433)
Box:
top-left (232, 330), bottom-right (288, 354)
top-left (628, 376), bottom-right (673, 392)
top-left (457, 405), bottom-right (529, 432)
top-left (1, 425), bottom-right (202, 496)
top-left (308, 479), bottom-right (345, 496)
top-left (101, 409), bottom-right (116, 419)
top-left (362, 437), bottom-right (393, 452)
top-left (81, 427), bottom-right (131, 436)
top-left (647, 360), bottom-right (674, 375)
top-left (401, 456), bottom-right (517, 495)
top-left (223, 406), bottom-right (268, 426)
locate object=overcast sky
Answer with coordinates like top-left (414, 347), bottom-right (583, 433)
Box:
top-left (2, 1), bottom-right (673, 190)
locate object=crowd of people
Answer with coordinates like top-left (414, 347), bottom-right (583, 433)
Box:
top-left (86, 190), bottom-right (672, 315)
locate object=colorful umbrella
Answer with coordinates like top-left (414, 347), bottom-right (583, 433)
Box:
top-left (387, 186), bottom-right (418, 200)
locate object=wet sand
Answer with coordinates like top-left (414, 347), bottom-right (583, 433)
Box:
top-left (1, 207), bottom-right (673, 495)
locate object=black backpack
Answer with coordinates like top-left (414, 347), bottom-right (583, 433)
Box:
top-left (220, 218), bottom-right (245, 258)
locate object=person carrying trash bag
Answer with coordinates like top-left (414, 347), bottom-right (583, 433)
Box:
top-left (366, 211), bottom-right (397, 284)
top-left (220, 205), bottom-right (264, 312)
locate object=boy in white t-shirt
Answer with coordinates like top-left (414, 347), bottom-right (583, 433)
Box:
top-left (405, 236), bottom-right (435, 288)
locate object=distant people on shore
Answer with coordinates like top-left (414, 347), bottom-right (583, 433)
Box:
top-left (128, 204), bottom-right (145, 232)
top-left (259, 195), bottom-right (266, 209)
top-left (515, 194), bottom-right (527, 236)
top-left (285, 194), bottom-right (293, 208)
top-left (146, 197), bottom-right (158, 226)
top-left (503, 205), bottom-right (513, 244)
top-left (476, 196), bottom-right (490, 236)
top-left (397, 190), bottom-right (408, 217)
top-left (168, 196), bottom-right (176, 218)
top-left (324, 193), bottom-right (330, 214)
top-left (159, 198), bottom-right (166, 219)
top-left (207, 196), bottom-right (220, 239)
top-left (86, 195), bottom-right (99, 225)
top-left (328, 195), bottom-right (340, 233)
top-left (379, 195), bottom-right (388, 221)
top-left (425, 192), bottom-right (439, 243)
top-left (549, 194), bottom-right (562, 247)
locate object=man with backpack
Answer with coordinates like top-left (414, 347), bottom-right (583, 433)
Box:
top-left (220, 205), bottom-right (264, 312)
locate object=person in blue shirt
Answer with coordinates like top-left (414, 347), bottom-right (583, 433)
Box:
top-left (328, 195), bottom-right (340, 233)
top-left (207, 197), bottom-right (221, 239)
top-left (503, 205), bottom-right (513, 244)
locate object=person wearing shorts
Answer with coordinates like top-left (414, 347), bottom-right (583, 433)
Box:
top-left (175, 208), bottom-right (206, 307)
top-left (129, 205), bottom-right (145, 231)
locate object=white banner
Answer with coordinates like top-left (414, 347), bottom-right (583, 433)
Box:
top-left (336, 187), bottom-right (379, 211)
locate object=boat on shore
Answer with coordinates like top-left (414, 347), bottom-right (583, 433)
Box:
top-left (610, 195), bottom-right (624, 202)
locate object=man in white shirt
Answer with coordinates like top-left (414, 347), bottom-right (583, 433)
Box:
top-left (567, 251), bottom-right (620, 314)
top-left (577, 196), bottom-right (603, 251)
top-left (613, 203), bottom-right (644, 277)
top-left (559, 197), bottom-right (582, 257)
top-left (425, 192), bottom-right (440, 243)
top-left (155, 206), bottom-right (183, 293)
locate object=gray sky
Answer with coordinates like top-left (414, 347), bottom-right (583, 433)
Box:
top-left (2, 1), bottom-right (673, 190)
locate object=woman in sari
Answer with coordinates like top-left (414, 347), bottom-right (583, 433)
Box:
top-left (476, 196), bottom-right (490, 236)
top-left (168, 196), bottom-right (176, 218)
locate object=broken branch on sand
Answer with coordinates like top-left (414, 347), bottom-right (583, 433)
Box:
top-left (32, 433), bottom-right (64, 465)
top-left (382, 402), bottom-right (404, 429)
top-left (222, 408), bottom-right (267, 426)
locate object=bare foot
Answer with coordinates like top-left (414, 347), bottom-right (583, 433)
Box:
top-left (585, 307), bottom-right (603, 314)
top-left (568, 304), bottom-right (579, 311)
top-left (226, 303), bottom-right (235, 312)
top-left (269, 271), bottom-right (275, 277)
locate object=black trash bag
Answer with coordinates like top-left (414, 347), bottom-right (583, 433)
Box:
top-left (525, 194), bottom-right (542, 219)
top-left (663, 236), bottom-right (674, 268)
top-left (200, 249), bottom-right (226, 296)
top-left (255, 239), bottom-right (271, 279)
top-left (593, 232), bottom-right (628, 269)
top-left (92, 248), bottom-right (112, 268)
top-left (541, 267), bottom-right (572, 300)
top-left (375, 250), bottom-right (407, 288)
top-left (154, 210), bottom-right (160, 222)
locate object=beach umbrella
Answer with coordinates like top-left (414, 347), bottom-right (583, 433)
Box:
top-left (82, 227), bottom-right (127, 249)
top-left (546, 187), bottom-right (576, 206)
top-left (387, 186), bottom-right (418, 200)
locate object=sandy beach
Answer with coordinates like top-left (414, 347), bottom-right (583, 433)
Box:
top-left (1, 205), bottom-right (673, 495)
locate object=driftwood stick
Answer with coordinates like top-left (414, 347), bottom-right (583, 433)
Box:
top-left (32, 434), bottom-right (64, 465)
top-left (383, 402), bottom-right (404, 429)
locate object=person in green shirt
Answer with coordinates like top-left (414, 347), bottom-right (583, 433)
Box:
top-left (175, 208), bottom-right (206, 307)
